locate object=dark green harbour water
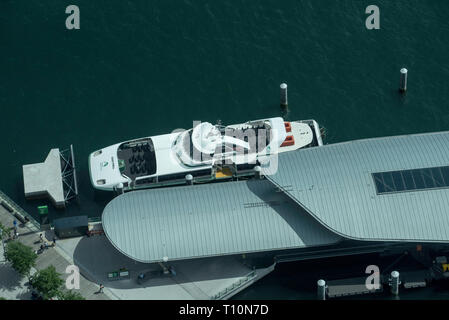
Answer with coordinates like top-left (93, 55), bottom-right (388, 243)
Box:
top-left (1, 0), bottom-right (449, 299)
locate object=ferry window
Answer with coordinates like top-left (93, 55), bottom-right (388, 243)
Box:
top-left (191, 169), bottom-right (212, 177)
top-left (373, 166), bottom-right (449, 195)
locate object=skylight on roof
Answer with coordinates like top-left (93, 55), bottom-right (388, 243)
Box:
top-left (372, 166), bottom-right (449, 194)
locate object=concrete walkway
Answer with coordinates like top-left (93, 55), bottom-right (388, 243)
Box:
top-left (0, 205), bottom-right (109, 300)
top-left (57, 235), bottom-right (258, 300)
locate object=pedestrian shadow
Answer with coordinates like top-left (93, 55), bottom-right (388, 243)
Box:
top-left (0, 263), bottom-right (24, 291)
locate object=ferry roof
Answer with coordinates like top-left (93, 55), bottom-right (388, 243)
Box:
top-left (102, 180), bottom-right (341, 263)
top-left (263, 131), bottom-right (449, 243)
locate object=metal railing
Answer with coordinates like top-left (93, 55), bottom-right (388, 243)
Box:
top-left (211, 269), bottom-right (257, 300)
top-left (0, 190), bottom-right (40, 230)
top-left (0, 189), bottom-right (105, 231)
top-left (88, 217), bottom-right (101, 223)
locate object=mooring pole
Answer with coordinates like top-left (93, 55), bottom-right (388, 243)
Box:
top-left (280, 83), bottom-right (288, 107)
top-left (399, 68), bottom-right (408, 93)
top-left (390, 271), bottom-right (400, 295)
top-left (317, 279), bottom-right (326, 300)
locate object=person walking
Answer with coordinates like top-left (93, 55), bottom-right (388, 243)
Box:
top-left (98, 284), bottom-right (104, 293)
top-left (39, 233), bottom-right (44, 243)
top-left (52, 236), bottom-right (56, 247)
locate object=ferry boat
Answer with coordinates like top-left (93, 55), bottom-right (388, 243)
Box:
top-left (88, 117), bottom-right (323, 192)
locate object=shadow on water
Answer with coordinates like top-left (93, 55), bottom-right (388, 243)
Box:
top-left (234, 251), bottom-right (449, 300)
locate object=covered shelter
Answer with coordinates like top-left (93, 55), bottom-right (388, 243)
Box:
top-left (102, 180), bottom-right (341, 263)
top-left (263, 131), bottom-right (449, 243)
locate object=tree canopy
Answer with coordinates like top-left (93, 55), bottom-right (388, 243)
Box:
top-left (0, 222), bottom-right (11, 239)
top-left (4, 241), bottom-right (37, 279)
top-left (30, 265), bottom-right (64, 300)
top-left (57, 290), bottom-right (85, 300)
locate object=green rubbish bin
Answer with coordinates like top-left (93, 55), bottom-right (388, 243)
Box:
top-left (38, 205), bottom-right (48, 215)
top-left (38, 205), bottom-right (49, 229)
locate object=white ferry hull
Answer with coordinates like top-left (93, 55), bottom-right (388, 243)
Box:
top-left (88, 118), bottom-right (323, 192)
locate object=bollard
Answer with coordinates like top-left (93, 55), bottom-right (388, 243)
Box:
top-left (185, 174), bottom-right (193, 185)
top-left (161, 256), bottom-right (169, 274)
top-left (317, 279), bottom-right (326, 300)
top-left (280, 83), bottom-right (288, 107)
top-left (390, 271), bottom-right (400, 295)
top-left (115, 182), bottom-right (124, 195)
top-left (399, 68), bottom-right (408, 92)
top-left (254, 166), bottom-right (262, 179)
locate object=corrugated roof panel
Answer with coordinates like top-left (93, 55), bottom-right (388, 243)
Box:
top-left (264, 131), bottom-right (449, 242)
top-left (102, 180), bottom-right (342, 263)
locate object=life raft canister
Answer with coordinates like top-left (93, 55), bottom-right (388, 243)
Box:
top-left (281, 135), bottom-right (295, 147)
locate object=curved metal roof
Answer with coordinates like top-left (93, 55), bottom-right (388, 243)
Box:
top-left (102, 180), bottom-right (341, 263)
top-left (264, 131), bottom-right (449, 243)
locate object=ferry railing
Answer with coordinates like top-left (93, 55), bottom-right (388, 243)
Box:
top-left (0, 190), bottom-right (40, 230)
top-left (211, 269), bottom-right (257, 300)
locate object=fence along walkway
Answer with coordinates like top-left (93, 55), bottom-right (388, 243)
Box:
top-left (0, 190), bottom-right (39, 231)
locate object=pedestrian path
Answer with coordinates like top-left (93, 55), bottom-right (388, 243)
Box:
top-left (0, 204), bottom-right (109, 300)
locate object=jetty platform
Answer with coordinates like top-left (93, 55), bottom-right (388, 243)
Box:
top-left (23, 149), bottom-right (65, 208)
top-left (22, 146), bottom-right (78, 209)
